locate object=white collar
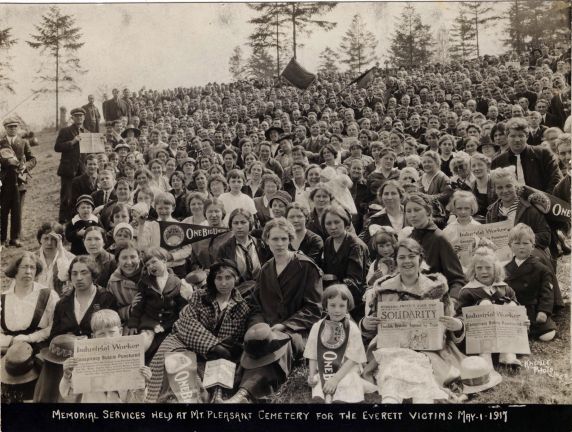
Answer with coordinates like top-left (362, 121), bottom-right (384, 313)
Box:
top-left (71, 214), bottom-right (99, 224)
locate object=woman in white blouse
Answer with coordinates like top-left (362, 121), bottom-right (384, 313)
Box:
top-left (34, 222), bottom-right (75, 296)
top-left (1, 252), bottom-right (59, 352)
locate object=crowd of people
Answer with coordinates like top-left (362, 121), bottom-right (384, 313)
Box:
top-left (1, 45), bottom-right (571, 404)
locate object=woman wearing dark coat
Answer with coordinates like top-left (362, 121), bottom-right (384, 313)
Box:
top-left (285, 202), bottom-right (323, 265)
top-left (321, 205), bottom-right (369, 321)
top-left (216, 208), bottom-right (271, 298)
top-left (50, 256), bottom-right (117, 339)
top-left (404, 193), bottom-right (466, 300)
top-left (224, 218), bottom-right (323, 403)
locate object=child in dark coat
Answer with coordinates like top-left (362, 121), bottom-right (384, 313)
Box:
top-left (65, 195), bottom-right (101, 255)
top-left (504, 223), bottom-right (556, 342)
top-left (126, 247), bottom-right (187, 361)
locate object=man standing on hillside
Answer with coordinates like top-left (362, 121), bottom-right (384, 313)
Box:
top-left (102, 88), bottom-right (128, 122)
top-left (54, 108), bottom-right (86, 223)
top-left (0, 117), bottom-right (36, 247)
top-left (82, 94), bottom-right (101, 132)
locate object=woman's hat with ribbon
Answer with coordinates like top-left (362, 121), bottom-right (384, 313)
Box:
top-left (240, 323), bottom-right (291, 369)
top-left (460, 356), bottom-right (502, 394)
top-left (39, 334), bottom-right (78, 365)
top-left (0, 342), bottom-right (39, 385)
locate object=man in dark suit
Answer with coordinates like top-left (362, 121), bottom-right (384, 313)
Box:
top-left (536, 98), bottom-right (560, 128)
top-left (491, 117), bottom-right (561, 193)
top-left (0, 117), bottom-right (36, 246)
top-left (514, 80), bottom-right (538, 111)
top-left (404, 113), bottom-right (426, 140)
top-left (55, 107), bottom-right (87, 223)
top-left (102, 88), bottom-right (128, 122)
top-left (90, 168), bottom-right (117, 208)
top-left (527, 111), bottom-right (547, 146)
top-left (82, 94), bottom-right (101, 133)
top-left (547, 91), bottom-right (568, 129)
top-left (71, 153), bottom-right (99, 206)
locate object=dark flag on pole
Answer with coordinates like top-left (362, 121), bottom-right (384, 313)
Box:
top-left (280, 58), bottom-right (316, 90)
top-left (349, 66), bottom-right (377, 89)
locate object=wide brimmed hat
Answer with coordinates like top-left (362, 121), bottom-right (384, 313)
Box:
top-left (268, 190), bottom-right (292, 207)
top-left (114, 142), bottom-right (131, 152)
top-left (477, 135), bottom-right (499, 152)
top-left (264, 126), bottom-right (284, 140)
top-left (75, 194), bottom-right (94, 209)
top-left (461, 356), bottom-right (502, 394)
top-left (121, 125), bottom-right (141, 138)
top-left (39, 334), bottom-right (77, 365)
top-left (1, 342), bottom-right (39, 385)
top-left (181, 157), bottom-right (197, 167)
top-left (240, 323), bottom-right (290, 369)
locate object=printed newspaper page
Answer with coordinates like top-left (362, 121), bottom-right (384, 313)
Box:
top-left (463, 305), bottom-right (531, 355)
top-left (457, 220), bottom-right (513, 267)
top-left (71, 335), bottom-right (145, 394)
top-left (377, 300), bottom-right (445, 351)
top-left (79, 133), bottom-right (105, 153)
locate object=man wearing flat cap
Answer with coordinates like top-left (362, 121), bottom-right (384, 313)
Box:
top-left (0, 116), bottom-right (36, 247)
top-left (54, 108), bottom-right (87, 223)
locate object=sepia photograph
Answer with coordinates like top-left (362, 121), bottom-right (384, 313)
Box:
top-left (0, 0), bottom-right (571, 429)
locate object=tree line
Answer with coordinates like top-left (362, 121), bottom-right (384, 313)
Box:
top-left (229, 1), bottom-right (571, 81)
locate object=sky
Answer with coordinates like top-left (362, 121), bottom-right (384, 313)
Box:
top-left (0, 1), bottom-right (513, 129)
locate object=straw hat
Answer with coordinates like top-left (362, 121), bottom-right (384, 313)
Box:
top-left (0, 342), bottom-right (39, 385)
top-left (461, 356), bottom-right (502, 394)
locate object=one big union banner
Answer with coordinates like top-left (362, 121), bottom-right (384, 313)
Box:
top-left (157, 221), bottom-right (229, 250)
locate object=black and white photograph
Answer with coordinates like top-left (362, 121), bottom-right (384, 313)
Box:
top-left (0, 0), bottom-right (571, 429)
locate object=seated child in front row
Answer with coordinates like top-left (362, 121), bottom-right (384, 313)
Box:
top-left (504, 223), bottom-right (556, 342)
top-left (126, 247), bottom-right (187, 360)
top-left (304, 284), bottom-right (376, 403)
top-left (60, 309), bottom-right (151, 402)
top-left (456, 247), bottom-right (522, 367)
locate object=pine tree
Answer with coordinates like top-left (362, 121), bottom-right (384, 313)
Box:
top-left (389, 4), bottom-right (434, 70)
top-left (339, 14), bottom-right (379, 74)
top-left (248, 3), bottom-right (289, 77)
top-left (503, 0), bottom-right (526, 54)
top-left (228, 46), bottom-right (246, 81)
top-left (503, 0), bottom-right (570, 53)
top-left (0, 27), bottom-right (17, 95)
top-left (284, 3), bottom-right (337, 58)
top-left (318, 47), bottom-right (339, 74)
top-left (449, 8), bottom-right (477, 61)
top-left (27, 6), bottom-right (87, 128)
top-left (245, 46), bottom-right (275, 81)
top-left (459, 2), bottom-right (501, 58)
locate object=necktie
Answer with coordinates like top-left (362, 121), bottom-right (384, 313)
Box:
top-left (103, 190), bottom-right (108, 204)
top-left (515, 154), bottom-right (525, 185)
top-left (237, 243), bottom-right (254, 279)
